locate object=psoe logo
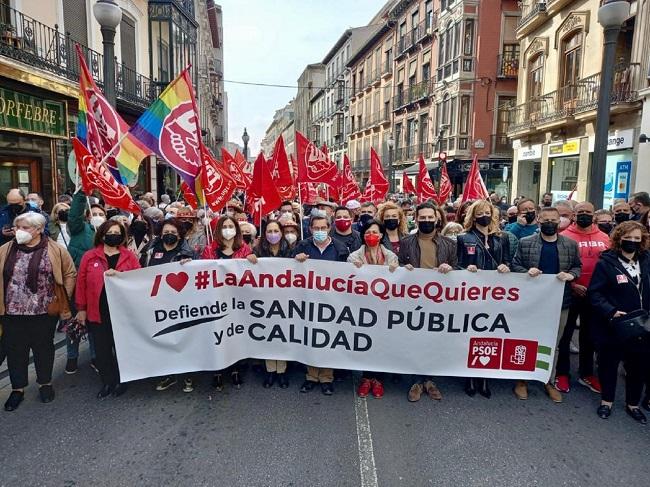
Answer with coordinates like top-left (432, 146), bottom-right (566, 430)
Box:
top-left (467, 337), bottom-right (502, 369)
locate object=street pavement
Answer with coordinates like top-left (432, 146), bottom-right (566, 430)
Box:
top-left (1, 344), bottom-right (648, 487)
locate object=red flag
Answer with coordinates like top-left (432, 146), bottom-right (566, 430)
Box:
top-left (402, 172), bottom-right (416, 195)
top-left (196, 144), bottom-right (236, 213)
top-left (360, 148), bottom-right (388, 203)
top-left (246, 152), bottom-right (282, 224)
top-left (222, 147), bottom-right (250, 190)
top-left (72, 138), bottom-right (140, 214)
top-left (235, 149), bottom-right (253, 179)
top-left (417, 154), bottom-right (439, 203)
top-left (321, 144), bottom-right (329, 156)
top-left (181, 181), bottom-right (199, 209)
top-left (340, 155), bottom-right (362, 204)
top-left (461, 154), bottom-right (489, 203)
top-left (267, 135), bottom-right (295, 200)
top-left (437, 161), bottom-right (452, 206)
top-left (295, 130), bottom-right (338, 185)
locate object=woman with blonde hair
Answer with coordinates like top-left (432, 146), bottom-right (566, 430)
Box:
top-left (456, 200), bottom-right (511, 398)
top-left (377, 201), bottom-right (409, 254)
top-left (48, 202), bottom-right (71, 248)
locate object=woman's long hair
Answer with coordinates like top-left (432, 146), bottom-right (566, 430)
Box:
top-left (463, 200), bottom-right (501, 235)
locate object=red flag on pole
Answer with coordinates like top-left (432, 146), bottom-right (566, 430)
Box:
top-left (196, 144), bottom-right (237, 213)
top-left (402, 172), bottom-right (416, 195)
top-left (461, 154), bottom-right (489, 203)
top-left (235, 149), bottom-right (253, 182)
top-left (340, 155), bottom-right (362, 204)
top-left (222, 147), bottom-right (251, 190)
top-left (181, 181), bottom-right (199, 209)
top-left (246, 152), bottom-right (282, 223)
top-left (360, 148), bottom-right (388, 203)
top-left (295, 130), bottom-right (338, 185)
top-left (437, 161), bottom-right (452, 206)
top-left (299, 183), bottom-right (319, 205)
top-left (417, 153), bottom-right (439, 203)
top-left (72, 138), bottom-right (140, 214)
top-left (267, 135), bottom-right (295, 200)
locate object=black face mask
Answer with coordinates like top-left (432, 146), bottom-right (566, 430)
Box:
top-left (8, 203), bottom-right (23, 215)
top-left (130, 220), bottom-right (148, 237)
top-left (242, 234), bottom-right (253, 244)
top-left (106, 209), bottom-right (120, 219)
top-left (621, 239), bottom-right (641, 254)
top-left (418, 221), bottom-right (436, 234)
top-left (58, 210), bottom-right (69, 222)
top-left (358, 214), bottom-right (374, 227)
top-left (524, 211), bottom-right (536, 224)
top-left (384, 218), bottom-right (399, 231)
top-left (540, 222), bottom-right (559, 236)
top-left (508, 215), bottom-right (517, 224)
top-left (614, 212), bottom-right (630, 224)
top-left (542, 201), bottom-right (552, 207)
top-left (475, 215), bottom-right (491, 227)
top-left (597, 223), bottom-right (613, 234)
top-left (162, 234), bottom-right (179, 246)
top-left (576, 214), bottom-right (593, 228)
top-left (103, 234), bottom-right (123, 247)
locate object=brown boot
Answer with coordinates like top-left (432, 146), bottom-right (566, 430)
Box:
top-left (407, 383), bottom-right (423, 402)
top-left (513, 380), bottom-right (528, 400)
top-left (423, 380), bottom-right (442, 400)
top-left (545, 383), bottom-right (563, 403)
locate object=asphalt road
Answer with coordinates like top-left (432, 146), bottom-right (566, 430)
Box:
top-left (1, 345), bottom-right (648, 487)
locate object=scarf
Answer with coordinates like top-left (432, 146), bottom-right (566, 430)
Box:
top-left (3, 236), bottom-right (48, 294)
top-left (364, 246), bottom-right (385, 265)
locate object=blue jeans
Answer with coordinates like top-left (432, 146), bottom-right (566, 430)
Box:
top-left (66, 331), bottom-right (96, 360)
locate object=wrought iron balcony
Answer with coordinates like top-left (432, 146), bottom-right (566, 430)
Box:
top-left (517, 1), bottom-right (548, 29)
top-left (490, 134), bottom-right (512, 157)
top-left (396, 19), bottom-right (433, 58)
top-left (394, 80), bottom-right (433, 110)
top-left (497, 53), bottom-right (519, 78)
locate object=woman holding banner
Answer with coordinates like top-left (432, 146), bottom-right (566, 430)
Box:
top-left (348, 220), bottom-right (399, 399)
top-left (457, 200), bottom-right (511, 398)
top-left (201, 215), bottom-right (255, 391)
top-left (75, 221), bottom-right (141, 399)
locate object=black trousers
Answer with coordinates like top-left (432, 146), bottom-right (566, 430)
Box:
top-left (557, 295), bottom-right (595, 377)
top-left (3, 314), bottom-right (57, 389)
top-left (88, 320), bottom-right (121, 387)
top-left (598, 336), bottom-right (650, 405)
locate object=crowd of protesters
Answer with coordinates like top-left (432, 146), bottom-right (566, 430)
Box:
top-left (0, 186), bottom-right (648, 426)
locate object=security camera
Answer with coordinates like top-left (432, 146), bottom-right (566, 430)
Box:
top-left (640, 133), bottom-right (649, 143)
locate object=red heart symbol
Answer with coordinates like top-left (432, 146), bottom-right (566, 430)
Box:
top-left (165, 272), bottom-right (189, 292)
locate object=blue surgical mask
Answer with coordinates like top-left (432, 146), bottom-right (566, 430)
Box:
top-left (26, 200), bottom-right (38, 210)
top-left (312, 230), bottom-right (328, 243)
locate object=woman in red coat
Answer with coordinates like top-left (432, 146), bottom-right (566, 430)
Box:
top-left (75, 220), bottom-right (140, 399)
top-left (201, 215), bottom-right (254, 390)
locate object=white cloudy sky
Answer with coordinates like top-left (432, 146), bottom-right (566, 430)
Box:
top-left (220, 0), bottom-right (383, 155)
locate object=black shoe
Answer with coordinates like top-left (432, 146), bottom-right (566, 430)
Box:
top-left (263, 372), bottom-right (275, 388)
top-left (464, 378), bottom-right (476, 397)
top-left (65, 358), bottom-right (78, 375)
top-left (300, 380), bottom-right (316, 393)
top-left (625, 406), bottom-right (647, 425)
top-left (4, 391), bottom-right (24, 411)
top-left (597, 404), bottom-right (612, 419)
top-left (321, 383), bottom-right (334, 396)
top-left (478, 379), bottom-right (491, 399)
top-left (641, 397), bottom-right (650, 412)
top-left (39, 385), bottom-right (55, 403)
top-left (278, 373), bottom-right (289, 389)
top-left (112, 383), bottom-right (128, 397)
top-left (97, 385), bottom-right (113, 399)
top-left (231, 371), bottom-right (243, 389)
top-left (212, 373), bottom-right (224, 391)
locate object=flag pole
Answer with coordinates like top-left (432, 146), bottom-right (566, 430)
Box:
top-left (297, 184), bottom-right (304, 241)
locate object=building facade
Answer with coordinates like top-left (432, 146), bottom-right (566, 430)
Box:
top-left (295, 63), bottom-right (324, 138)
top-left (508, 0), bottom-right (648, 207)
top-left (260, 99), bottom-right (294, 156)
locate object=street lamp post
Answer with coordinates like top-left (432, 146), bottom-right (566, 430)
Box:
top-left (589, 0), bottom-right (630, 208)
top-left (386, 133), bottom-right (395, 193)
top-left (93, 0), bottom-right (122, 107)
top-left (242, 128), bottom-right (250, 162)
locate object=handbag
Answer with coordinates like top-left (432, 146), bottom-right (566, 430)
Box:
top-left (64, 317), bottom-right (87, 344)
top-left (47, 283), bottom-right (71, 319)
top-left (611, 309), bottom-right (650, 343)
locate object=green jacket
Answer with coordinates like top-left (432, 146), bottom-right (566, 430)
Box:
top-left (68, 191), bottom-right (96, 268)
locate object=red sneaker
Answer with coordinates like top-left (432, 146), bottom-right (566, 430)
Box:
top-left (371, 379), bottom-right (384, 399)
top-left (554, 375), bottom-right (570, 393)
top-left (357, 378), bottom-right (371, 398)
top-left (579, 375), bottom-right (602, 393)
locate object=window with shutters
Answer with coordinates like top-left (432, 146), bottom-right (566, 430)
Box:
top-left (121, 15), bottom-right (136, 70)
top-left (62, 0), bottom-right (88, 45)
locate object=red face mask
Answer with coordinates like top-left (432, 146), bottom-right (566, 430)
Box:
top-left (335, 218), bottom-right (352, 232)
top-left (364, 233), bottom-right (381, 247)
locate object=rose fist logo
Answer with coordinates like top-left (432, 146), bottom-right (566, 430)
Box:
top-left (159, 101), bottom-right (200, 178)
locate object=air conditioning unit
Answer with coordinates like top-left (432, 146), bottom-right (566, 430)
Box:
top-left (538, 1), bottom-right (547, 11)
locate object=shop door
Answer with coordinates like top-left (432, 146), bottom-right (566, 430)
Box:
top-left (0, 158), bottom-right (40, 205)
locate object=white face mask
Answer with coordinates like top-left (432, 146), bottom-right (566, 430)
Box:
top-left (15, 229), bottom-right (33, 245)
top-left (222, 228), bottom-right (236, 240)
top-left (559, 216), bottom-right (571, 230)
top-left (284, 233), bottom-right (297, 244)
top-left (90, 215), bottom-right (106, 228)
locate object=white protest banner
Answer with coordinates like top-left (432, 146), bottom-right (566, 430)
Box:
top-left (105, 259), bottom-right (564, 383)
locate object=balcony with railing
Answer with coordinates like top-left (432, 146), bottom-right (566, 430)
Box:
top-left (0, 4), bottom-right (154, 110)
top-left (209, 58), bottom-right (223, 78)
top-left (214, 124), bottom-right (223, 142)
top-left (394, 80), bottom-right (433, 111)
top-left (490, 134), bottom-right (512, 157)
top-left (365, 69), bottom-right (380, 90)
top-left (396, 19), bottom-right (434, 59)
top-left (394, 143), bottom-right (434, 163)
top-left (438, 135), bottom-right (472, 154)
top-left (497, 53), bottom-right (519, 78)
top-left (381, 58), bottom-right (392, 77)
top-left (353, 158), bottom-right (370, 171)
top-left (517, 0), bottom-right (549, 36)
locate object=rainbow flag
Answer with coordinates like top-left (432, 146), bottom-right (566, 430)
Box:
top-left (114, 68), bottom-right (201, 188)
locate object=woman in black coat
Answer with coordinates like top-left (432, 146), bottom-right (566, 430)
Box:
top-left (588, 221), bottom-right (650, 424)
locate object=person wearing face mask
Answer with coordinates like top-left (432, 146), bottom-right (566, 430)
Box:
top-left (553, 200), bottom-right (574, 233)
top-left (353, 202), bottom-right (378, 232)
top-left (75, 221), bottom-right (140, 399)
top-left (48, 203), bottom-right (71, 249)
top-left (201, 216), bottom-right (256, 390)
top-left (629, 192), bottom-right (650, 225)
top-left (398, 202), bottom-right (457, 403)
top-left (456, 200), bottom-right (511, 398)
top-left (555, 202), bottom-right (609, 395)
top-left (348, 220), bottom-right (399, 399)
top-left (280, 219), bottom-right (300, 249)
top-left (0, 212), bottom-right (76, 411)
top-left (0, 188), bottom-right (48, 246)
top-left (541, 192), bottom-right (553, 208)
top-left (589, 221), bottom-right (650, 423)
top-left (595, 209), bottom-right (614, 235)
top-left (331, 206), bottom-right (362, 254)
top-left (512, 207), bottom-right (582, 403)
top-left (506, 206), bottom-right (518, 225)
top-left (613, 201), bottom-right (632, 226)
top-left (292, 215), bottom-right (350, 396)
top-left (377, 202), bottom-right (408, 254)
top-left (126, 216), bottom-right (153, 262)
top-left (240, 222), bottom-right (257, 247)
top-left (504, 198), bottom-right (539, 240)
top-left (441, 222), bottom-right (464, 241)
top-left (178, 209), bottom-right (207, 256)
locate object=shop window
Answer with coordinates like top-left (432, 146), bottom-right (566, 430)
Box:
top-left (548, 157), bottom-right (579, 193)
